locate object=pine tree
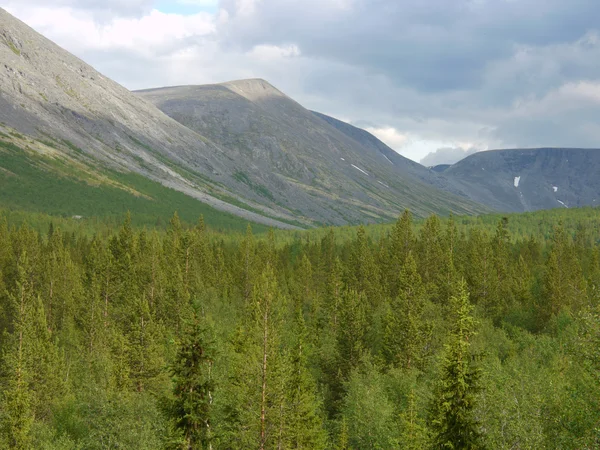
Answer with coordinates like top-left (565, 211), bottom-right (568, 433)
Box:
top-left (286, 308), bottom-right (328, 449)
top-left (539, 224), bottom-right (587, 326)
top-left (238, 224), bottom-right (258, 303)
top-left (324, 256), bottom-right (344, 331)
top-left (418, 215), bottom-right (444, 298)
top-left (336, 289), bottom-right (368, 378)
top-left (388, 210), bottom-right (414, 298)
top-left (383, 252), bottom-right (430, 370)
top-left (336, 417), bottom-right (349, 450)
top-left (430, 281), bottom-right (485, 449)
top-left (348, 226), bottom-right (381, 307)
top-left (465, 228), bottom-right (494, 308)
top-left (165, 312), bottom-right (215, 450)
top-left (128, 294), bottom-right (165, 393)
top-left (490, 218), bottom-right (513, 322)
top-left (254, 264), bottom-right (278, 450)
top-left (399, 389), bottom-right (428, 449)
top-left (0, 252), bottom-right (35, 450)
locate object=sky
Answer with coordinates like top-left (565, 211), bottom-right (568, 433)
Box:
top-left (3, 0), bottom-right (600, 165)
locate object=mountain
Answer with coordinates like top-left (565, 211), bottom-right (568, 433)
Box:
top-left (0, 8), bottom-right (307, 229)
top-left (0, 7), bottom-right (488, 227)
top-left (311, 112), bottom-right (466, 195)
top-left (444, 148), bottom-right (600, 211)
top-left (430, 164), bottom-right (451, 173)
top-left (135, 82), bottom-right (486, 224)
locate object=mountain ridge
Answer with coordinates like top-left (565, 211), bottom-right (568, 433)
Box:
top-left (444, 147), bottom-right (600, 211)
top-left (135, 81), bottom-right (487, 223)
top-left (5, 7), bottom-right (599, 225)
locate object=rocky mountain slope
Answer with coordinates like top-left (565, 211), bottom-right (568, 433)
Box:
top-left (312, 111), bottom-right (466, 195)
top-left (7, 8), bottom-right (597, 225)
top-left (0, 7), bottom-right (487, 227)
top-left (443, 148), bottom-right (600, 212)
top-left (0, 8), bottom-right (306, 229)
top-left (135, 81), bottom-right (487, 223)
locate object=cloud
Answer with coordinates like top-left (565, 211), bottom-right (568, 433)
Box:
top-left (3, 5), bottom-right (215, 56)
top-left (4, 0), bottom-right (155, 19)
top-left (420, 147), bottom-right (480, 167)
top-left (3, 0), bottom-right (600, 161)
top-left (364, 127), bottom-right (408, 149)
top-left (246, 44), bottom-right (301, 61)
top-left (177, 0), bottom-right (218, 5)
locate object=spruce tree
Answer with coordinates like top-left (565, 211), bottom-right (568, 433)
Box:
top-left (383, 252), bottom-right (430, 370)
top-left (286, 307), bottom-right (328, 449)
top-left (165, 312), bottom-right (214, 450)
top-left (399, 389), bottom-right (428, 449)
top-left (388, 210), bottom-right (414, 298)
top-left (0, 253), bottom-right (35, 450)
top-left (430, 281), bottom-right (484, 450)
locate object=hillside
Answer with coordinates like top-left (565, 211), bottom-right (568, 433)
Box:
top-left (135, 81), bottom-right (487, 224)
top-left (311, 111), bottom-right (464, 194)
top-left (0, 7), bottom-right (489, 228)
top-left (0, 8), bottom-right (306, 229)
top-left (444, 148), bottom-right (600, 212)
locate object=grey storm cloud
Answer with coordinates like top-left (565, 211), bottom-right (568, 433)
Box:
top-left (213, 0), bottom-right (600, 152)
top-left (218, 0), bottom-right (600, 92)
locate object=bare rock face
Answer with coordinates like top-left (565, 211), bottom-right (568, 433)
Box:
top-left (135, 81), bottom-right (487, 223)
top-left (444, 148), bottom-right (600, 212)
top-left (0, 8), bottom-right (486, 226)
top-left (0, 9), bottom-right (308, 228)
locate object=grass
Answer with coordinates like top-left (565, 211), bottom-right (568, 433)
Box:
top-left (0, 139), bottom-right (269, 233)
top-left (7, 40), bottom-right (20, 56)
top-left (233, 170), bottom-right (275, 201)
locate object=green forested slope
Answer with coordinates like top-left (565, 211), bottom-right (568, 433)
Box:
top-left (1, 208), bottom-right (600, 448)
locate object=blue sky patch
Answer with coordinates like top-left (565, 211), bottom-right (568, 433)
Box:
top-left (155, 0), bottom-right (219, 15)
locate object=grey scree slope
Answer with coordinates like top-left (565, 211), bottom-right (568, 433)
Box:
top-left (13, 8), bottom-right (573, 225)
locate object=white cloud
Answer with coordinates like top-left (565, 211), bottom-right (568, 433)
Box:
top-left (420, 146), bottom-right (480, 166)
top-left (4, 5), bottom-right (215, 57)
top-left (177, 0), bottom-right (219, 5)
top-left (364, 126), bottom-right (408, 149)
top-left (246, 44), bottom-right (301, 61)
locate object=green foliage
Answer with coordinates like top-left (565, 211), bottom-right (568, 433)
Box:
top-left (430, 281), bottom-right (485, 449)
top-left (164, 313), bottom-right (214, 449)
top-left (0, 139), bottom-right (269, 233)
top-left (0, 207), bottom-right (599, 448)
top-left (341, 359), bottom-right (400, 449)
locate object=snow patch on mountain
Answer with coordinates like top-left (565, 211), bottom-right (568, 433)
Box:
top-left (351, 164), bottom-right (369, 176)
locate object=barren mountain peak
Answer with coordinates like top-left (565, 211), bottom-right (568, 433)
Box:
top-left (219, 78), bottom-right (287, 101)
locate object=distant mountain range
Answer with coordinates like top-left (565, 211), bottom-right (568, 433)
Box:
top-left (439, 148), bottom-right (600, 212)
top-left (1, 7), bottom-right (599, 227)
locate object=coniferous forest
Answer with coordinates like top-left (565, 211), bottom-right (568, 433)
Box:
top-left (2, 209), bottom-right (600, 449)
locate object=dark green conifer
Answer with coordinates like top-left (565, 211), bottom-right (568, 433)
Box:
top-left (430, 281), bottom-right (485, 450)
top-left (165, 313), bottom-right (214, 450)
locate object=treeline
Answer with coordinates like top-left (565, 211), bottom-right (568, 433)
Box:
top-left (1, 210), bottom-right (600, 448)
top-left (278, 206), bottom-right (600, 246)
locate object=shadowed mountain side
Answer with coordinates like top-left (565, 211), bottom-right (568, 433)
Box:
top-left (136, 81), bottom-right (487, 224)
top-left (444, 148), bottom-right (600, 212)
top-left (311, 111), bottom-right (469, 195)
